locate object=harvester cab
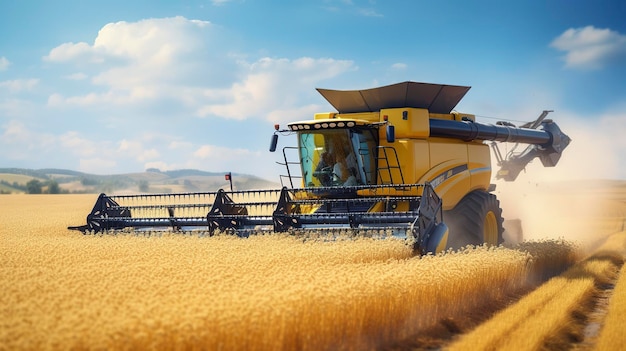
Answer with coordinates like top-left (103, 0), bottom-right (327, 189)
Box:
top-left (70, 81), bottom-right (570, 255)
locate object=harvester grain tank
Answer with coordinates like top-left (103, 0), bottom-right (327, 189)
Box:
top-left (69, 81), bottom-right (571, 255)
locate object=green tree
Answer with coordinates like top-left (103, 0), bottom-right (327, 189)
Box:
top-left (46, 180), bottom-right (61, 194)
top-left (80, 177), bottom-right (99, 186)
top-left (138, 180), bottom-right (149, 192)
top-left (26, 179), bottom-right (42, 194)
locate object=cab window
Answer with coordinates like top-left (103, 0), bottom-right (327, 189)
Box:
top-left (299, 128), bottom-right (377, 187)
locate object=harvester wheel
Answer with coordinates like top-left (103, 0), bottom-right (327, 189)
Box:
top-left (444, 190), bottom-right (504, 250)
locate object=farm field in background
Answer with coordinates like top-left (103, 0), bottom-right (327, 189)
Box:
top-left (1, 180), bottom-right (625, 350)
top-left (0, 168), bottom-right (278, 194)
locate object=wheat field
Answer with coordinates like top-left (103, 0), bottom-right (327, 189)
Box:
top-left (1, 187), bottom-right (622, 350)
top-left (447, 246), bottom-right (625, 351)
top-left (446, 180), bottom-right (626, 351)
top-left (594, 234), bottom-right (626, 350)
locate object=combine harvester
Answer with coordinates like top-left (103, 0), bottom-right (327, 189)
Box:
top-left (69, 82), bottom-right (570, 254)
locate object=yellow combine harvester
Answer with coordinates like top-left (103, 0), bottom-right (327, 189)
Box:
top-left (70, 82), bottom-right (570, 255)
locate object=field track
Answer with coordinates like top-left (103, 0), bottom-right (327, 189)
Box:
top-left (1, 180), bottom-right (625, 350)
top-left (443, 181), bottom-right (626, 351)
top-left (446, 239), bottom-right (625, 351)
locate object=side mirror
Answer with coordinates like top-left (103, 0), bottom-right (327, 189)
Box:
top-left (386, 125), bottom-right (395, 143)
top-left (269, 134), bottom-right (279, 152)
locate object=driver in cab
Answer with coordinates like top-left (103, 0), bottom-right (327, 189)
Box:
top-left (315, 145), bottom-right (358, 186)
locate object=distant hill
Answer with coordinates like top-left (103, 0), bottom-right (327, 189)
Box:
top-left (0, 168), bottom-right (280, 194)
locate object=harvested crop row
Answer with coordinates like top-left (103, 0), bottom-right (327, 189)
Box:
top-left (446, 248), bottom-right (624, 351)
top-left (0, 195), bottom-right (580, 350)
top-left (593, 232), bottom-right (626, 351)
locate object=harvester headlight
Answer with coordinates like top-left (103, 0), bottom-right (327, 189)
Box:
top-left (290, 121), bottom-right (356, 130)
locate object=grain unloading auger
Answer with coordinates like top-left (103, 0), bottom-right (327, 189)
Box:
top-left (70, 81), bottom-right (570, 255)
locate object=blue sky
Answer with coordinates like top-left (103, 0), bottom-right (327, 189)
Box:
top-left (1, 0), bottom-right (625, 181)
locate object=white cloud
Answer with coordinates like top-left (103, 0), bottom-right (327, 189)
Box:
top-left (59, 131), bottom-right (97, 157)
top-left (0, 120), bottom-right (56, 159)
top-left (0, 56), bottom-right (10, 71)
top-left (2, 120), bottom-right (31, 142)
top-left (194, 144), bottom-right (253, 159)
top-left (0, 79), bottom-right (39, 93)
top-left (118, 139), bottom-right (142, 153)
top-left (390, 63), bottom-right (407, 70)
top-left (46, 93), bottom-right (64, 106)
top-left (168, 141), bottom-right (193, 150)
top-left (266, 104), bottom-right (326, 125)
top-left (358, 8), bottom-right (383, 17)
top-left (140, 149), bottom-right (160, 161)
top-left (90, 17), bottom-right (210, 79)
top-left (9, 16), bottom-right (360, 179)
top-left (64, 73), bottom-right (88, 80)
top-left (188, 143), bottom-right (280, 179)
top-left (43, 16), bottom-right (356, 125)
top-left (44, 42), bottom-right (99, 62)
top-left (132, 143), bottom-right (278, 179)
top-left (44, 17), bottom-right (218, 106)
top-left (550, 26), bottom-right (626, 69)
top-left (197, 57), bottom-right (355, 120)
top-left (118, 139), bottom-right (160, 162)
top-left (47, 91), bottom-right (135, 106)
top-left (44, 16), bottom-right (209, 66)
top-left (79, 158), bottom-right (117, 174)
top-left (0, 98), bottom-right (35, 117)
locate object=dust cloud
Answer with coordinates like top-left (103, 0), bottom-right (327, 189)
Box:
top-left (490, 112), bottom-right (626, 249)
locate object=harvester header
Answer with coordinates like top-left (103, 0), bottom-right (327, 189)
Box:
top-left (70, 81), bottom-right (570, 255)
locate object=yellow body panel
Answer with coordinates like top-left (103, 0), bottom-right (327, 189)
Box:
top-left (373, 108), bottom-right (492, 210)
top-left (382, 108), bottom-right (430, 138)
top-left (468, 143), bottom-right (493, 192)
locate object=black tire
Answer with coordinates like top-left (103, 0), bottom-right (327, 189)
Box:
top-left (444, 190), bottom-right (504, 250)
